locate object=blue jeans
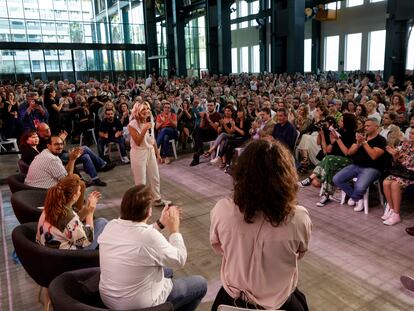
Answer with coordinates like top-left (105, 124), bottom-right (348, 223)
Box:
top-left (333, 164), bottom-right (381, 201)
top-left (98, 137), bottom-right (127, 158)
top-left (84, 217), bottom-right (108, 250)
top-left (166, 273), bottom-right (207, 311)
top-left (61, 146), bottom-right (106, 180)
top-left (157, 127), bottom-right (178, 158)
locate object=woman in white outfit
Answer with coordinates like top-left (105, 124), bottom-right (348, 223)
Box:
top-left (128, 102), bottom-right (170, 207)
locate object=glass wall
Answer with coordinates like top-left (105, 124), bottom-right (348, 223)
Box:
top-left (184, 16), bottom-right (207, 77)
top-left (304, 39), bottom-right (312, 72)
top-left (0, 48), bottom-right (146, 81)
top-left (0, 0), bottom-right (147, 80)
top-left (368, 30), bottom-right (386, 70)
top-left (345, 33), bottom-right (362, 71)
top-left (324, 35), bottom-right (340, 71)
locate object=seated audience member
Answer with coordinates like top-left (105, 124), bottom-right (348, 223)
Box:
top-left (177, 99), bottom-right (195, 151)
top-left (365, 100), bottom-right (381, 123)
top-left (190, 100), bottom-right (221, 166)
top-left (43, 86), bottom-right (63, 134)
top-left (379, 112), bottom-right (400, 140)
top-left (210, 139), bottom-right (312, 311)
top-left (249, 107), bottom-right (275, 140)
top-left (20, 129), bottom-right (40, 165)
top-left (3, 91), bottom-right (22, 139)
top-left (333, 118), bottom-right (387, 212)
top-left (405, 115), bottom-right (414, 139)
top-left (389, 93), bottom-right (406, 114)
top-left (328, 100), bottom-right (343, 124)
top-left (204, 104), bottom-right (235, 160)
top-left (156, 101), bottom-right (178, 164)
top-left (297, 104), bottom-right (329, 172)
top-left (25, 135), bottom-right (82, 188)
top-left (98, 108), bottom-right (130, 164)
top-left (36, 123), bottom-right (113, 186)
top-left (37, 174), bottom-right (107, 249)
top-left (20, 92), bottom-right (48, 131)
top-left (119, 102), bottom-right (130, 127)
top-left (355, 104), bottom-right (368, 118)
top-left (300, 113), bottom-right (357, 206)
top-left (217, 108), bottom-right (251, 170)
top-left (381, 128), bottom-right (414, 225)
top-left (98, 185), bottom-right (207, 310)
top-left (272, 108), bottom-right (298, 152)
top-left (294, 104), bottom-right (312, 134)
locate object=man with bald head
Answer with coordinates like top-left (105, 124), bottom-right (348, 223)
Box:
top-left (333, 118), bottom-right (387, 212)
top-left (36, 123), bottom-right (113, 186)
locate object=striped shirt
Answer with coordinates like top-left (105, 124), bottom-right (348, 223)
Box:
top-left (25, 149), bottom-right (67, 189)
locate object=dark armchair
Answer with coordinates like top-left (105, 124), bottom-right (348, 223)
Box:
top-left (49, 267), bottom-right (174, 311)
top-left (12, 222), bottom-right (100, 310)
top-left (11, 190), bottom-right (46, 224)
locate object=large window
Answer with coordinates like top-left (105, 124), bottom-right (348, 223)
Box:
top-left (345, 33), bottom-right (362, 71)
top-left (347, 0), bottom-right (364, 7)
top-left (240, 47), bottom-right (249, 73)
top-left (326, 2), bottom-right (341, 10)
top-left (324, 35), bottom-right (339, 71)
top-left (368, 30), bottom-right (386, 70)
top-left (406, 27), bottom-right (414, 70)
top-left (251, 45), bottom-right (260, 73)
top-left (231, 48), bottom-right (238, 73)
top-left (304, 39), bottom-right (312, 72)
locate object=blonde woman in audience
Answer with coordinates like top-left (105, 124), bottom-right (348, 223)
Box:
top-left (382, 128), bottom-right (414, 225)
top-left (128, 102), bottom-right (170, 207)
top-left (365, 100), bottom-right (381, 123)
top-left (210, 139), bottom-right (311, 311)
top-left (36, 174), bottom-right (107, 249)
top-left (297, 103), bottom-right (328, 172)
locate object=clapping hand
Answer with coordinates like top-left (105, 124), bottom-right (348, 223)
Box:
top-left (69, 147), bottom-right (83, 161)
top-left (86, 191), bottom-right (101, 214)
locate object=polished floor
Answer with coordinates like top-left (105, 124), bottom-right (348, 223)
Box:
top-left (1, 149), bottom-right (414, 311)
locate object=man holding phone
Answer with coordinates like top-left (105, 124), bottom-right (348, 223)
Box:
top-left (21, 92), bottom-right (48, 131)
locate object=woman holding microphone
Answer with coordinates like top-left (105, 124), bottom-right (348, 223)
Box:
top-left (128, 102), bottom-right (170, 207)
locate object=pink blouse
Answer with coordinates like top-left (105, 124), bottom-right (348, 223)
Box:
top-left (210, 198), bottom-right (312, 309)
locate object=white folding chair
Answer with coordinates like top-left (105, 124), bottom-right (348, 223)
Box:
top-left (340, 178), bottom-right (384, 214)
top-left (0, 136), bottom-right (20, 158)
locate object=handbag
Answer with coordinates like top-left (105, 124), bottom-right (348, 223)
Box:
top-left (388, 165), bottom-right (414, 181)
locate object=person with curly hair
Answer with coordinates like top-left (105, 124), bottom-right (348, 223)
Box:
top-left (210, 139), bottom-right (312, 311)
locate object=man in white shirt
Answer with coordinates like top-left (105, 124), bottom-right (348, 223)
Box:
top-left (25, 135), bottom-right (82, 189)
top-left (98, 185), bottom-right (207, 310)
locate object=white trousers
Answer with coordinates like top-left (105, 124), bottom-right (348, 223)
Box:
top-left (130, 147), bottom-right (161, 200)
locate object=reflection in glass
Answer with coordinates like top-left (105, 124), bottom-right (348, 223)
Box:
top-left (74, 50), bottom-right (87, 71)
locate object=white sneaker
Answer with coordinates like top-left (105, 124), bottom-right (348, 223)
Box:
top-left (353, 200), bottom-right (364, 212)
top-left (121, 156), bottom-right (130, 163)
top-left (210, 157), bottom-right (221, 164)
top-left (347, 198), bottom-right (356, 206)
top-left (381, 203), bottom-right (392, 220)
top-left (383, 212), bottom-right (401, 226)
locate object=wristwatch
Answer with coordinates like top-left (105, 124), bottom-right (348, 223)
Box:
top-left (156, 219), bottom-right (165, 230)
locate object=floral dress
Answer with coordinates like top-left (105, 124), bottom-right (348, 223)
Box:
top-left (386, 141), bottom-right (414, 188)
top-left (36, 208), bottom-right (93, 249)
